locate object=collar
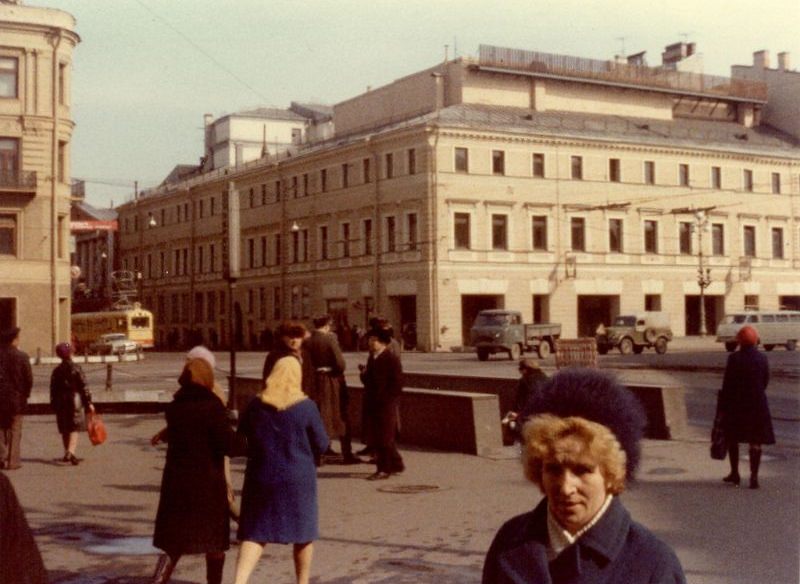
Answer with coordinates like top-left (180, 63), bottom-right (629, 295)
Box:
top-left (546, 494), bottom-right (614, 560)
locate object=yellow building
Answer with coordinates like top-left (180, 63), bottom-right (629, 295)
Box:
top-left (117, 44), bottom-right (799, 351)
top-left (0, 0), bottom-right (79, 353)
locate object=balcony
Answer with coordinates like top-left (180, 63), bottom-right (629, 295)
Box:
top-left (0, 170), bottom-right (37, 193)
top-left (478, 45), bottom-right (768, 103)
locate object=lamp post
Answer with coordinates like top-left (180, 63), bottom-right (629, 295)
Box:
top-left (222, 182), bottom-right (241, 414)
top-left (694, 210), bottom-right (712, 337)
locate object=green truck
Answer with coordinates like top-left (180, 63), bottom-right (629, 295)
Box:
top-left (469, 309), bottom-right (561, 361)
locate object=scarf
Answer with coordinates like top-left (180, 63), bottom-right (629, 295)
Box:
top-left (259, 356), bottom-right (307, 410)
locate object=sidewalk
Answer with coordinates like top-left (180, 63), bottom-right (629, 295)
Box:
top-left (4, 414), bottom-right (799, 584)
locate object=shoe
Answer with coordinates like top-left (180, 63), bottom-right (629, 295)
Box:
top-left (342, 455), bottom-right (362, 465)
top-left (722, 473), bottom-right (740, 486)
top-left (366, 471), bottom-right (391, 481)
top-left (62, 453), bottom-right (71, 463)
top-left (749, 478), bottom-right (760, 489)
top-left (67, 453), bottom-right (81, 466)
top-left (355, 446), bottom-right (374, 456)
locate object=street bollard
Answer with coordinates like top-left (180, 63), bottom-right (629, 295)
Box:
top-left (36, 347), bottom-right (41, 365)
top-left (105, 363), bottom-right (113, 392)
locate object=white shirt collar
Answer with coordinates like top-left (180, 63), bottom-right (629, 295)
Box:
top-left (545, 494), bottom-right (614, 560)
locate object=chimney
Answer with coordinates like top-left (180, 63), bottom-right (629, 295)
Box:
top-left (753, 50), bottom-right (770, 69)
top-left (777, 52), bottom-right (791, 71)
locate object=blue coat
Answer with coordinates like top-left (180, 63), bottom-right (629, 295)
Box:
top-left (237, 398), bottom-right (329, 544)
top-left (719, 346), bottom-right (774, 445)
top-left (482, 497), bottom-right (685, 584)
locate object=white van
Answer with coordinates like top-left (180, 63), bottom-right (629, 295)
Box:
top-left (715, 310), bottom-right (800, 352)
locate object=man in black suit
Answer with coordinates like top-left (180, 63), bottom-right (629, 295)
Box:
top-left (0, 327), bottom-right (33, 470)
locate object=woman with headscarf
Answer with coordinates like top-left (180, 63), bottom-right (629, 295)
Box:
top-left (233, 354), bottom-right (329, 584)
top-left (150, 346), bottom-right (245, 584)
top-left (719, 325), bottom-right (774, 489)
top-left (49, 342), bottom-right (94, 465)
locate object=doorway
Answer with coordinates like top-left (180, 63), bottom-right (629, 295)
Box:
top-left (0, 297), bottom-right (15, 332)
top-left (685, 295), bottom-right (723, 335)
top-left (577, 296), bottom-right (619, 337)
top-left (461, 294), bottom-right (503, 345)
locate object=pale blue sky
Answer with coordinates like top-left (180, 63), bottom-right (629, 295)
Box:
top-left (26, 0), bottom-right (800, 208)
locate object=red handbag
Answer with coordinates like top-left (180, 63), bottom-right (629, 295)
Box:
top-left (87, 412), bottom-right (108, 446)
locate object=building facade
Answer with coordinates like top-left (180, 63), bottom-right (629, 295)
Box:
top-left (0, 0), bottom-right (79, 353)
top-left (117, 44), bottom-right (800, 351)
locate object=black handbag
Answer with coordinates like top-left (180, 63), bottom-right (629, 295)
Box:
top-left (710, 391), bottom-right (727, 460)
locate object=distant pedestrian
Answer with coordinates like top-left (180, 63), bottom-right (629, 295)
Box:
top-left (150, 348), bottom-right (246, 584)
top-left (0, 327), bottom-right (33, 470)
top-left (360, 326), bottom-right (404, 480)
top-left (482, 368), bottom-right (686, 584)
top-left (233, 355), bottom-right (329, 584)
top-left (0, 472), bottom-right (47, 584)
top-left (49, 342), bottom-right (94, 466)
top-left (719, 325), bottom-right (775, 489)
top-left (261, 322), bottom-right (307, 382)
top-left (504, 358), bottom-right (548, 440)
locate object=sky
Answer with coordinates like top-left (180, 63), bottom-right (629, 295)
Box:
top-left (25, 0), bottom-right (800, 209)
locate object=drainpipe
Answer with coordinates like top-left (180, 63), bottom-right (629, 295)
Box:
top-left (427, 126), bottom-right (440, 350)
top-left (50, 31), bottom-right (63, 350)
top-left (368, 137), bottom-right (381, 315)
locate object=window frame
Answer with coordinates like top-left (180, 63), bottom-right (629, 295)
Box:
top-left (0, 56), bottom-right (19, 99)
top-left (570, 216), bottom-right (586, 252)
top-left (609, 158), bottom-right (621, 182)
top-left (570, 156), bottom-right (583, 180)
top-left (454, 147), bottom-right (469, 173)
top-left (608, 218), bottom-right (623, 253)
top-left (491, 213), bottom-right (508, 250)
top-left (743, 225), bottom-right (756, 257)
top-left (678, 221), bottom-right (693, 255)
top-left (531, 215), bottom-right (548, 251)
top-left (492, 150), bottom-right (505, 176)
top-left (644, 160), bottom-right (655, 185)
top-left (771, 227), bottom-right (784, 259)
top-left (454, 212), bottom-right (471, 250)
top-left (643, 220), bottom-right (658, 254)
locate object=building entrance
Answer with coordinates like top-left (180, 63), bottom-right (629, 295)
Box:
top-left (461, 294), bottom-right (503, 346)
top-left (577, 296), bottom-right (619, 337)
top-left (685, 295), bottom-right (723, 335)
top-left (0, 298), bottom-right (15, 332)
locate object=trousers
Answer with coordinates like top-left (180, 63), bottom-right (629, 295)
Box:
top-left (0, 415), bottom-right (23, 469)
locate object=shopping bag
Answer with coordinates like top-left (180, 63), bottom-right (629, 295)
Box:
top-left (87, 411), bottom-right (108, 446)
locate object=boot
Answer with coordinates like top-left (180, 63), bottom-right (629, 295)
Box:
top-left (206, 553), bottom-right (225, 584)
top-left (151, 553), bottom-right (177, 584)
top-left (749, 446), bottom-right (762, 489)
top-left (723, 442), bottom-right (740, 486)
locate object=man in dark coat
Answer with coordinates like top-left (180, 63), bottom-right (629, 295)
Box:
top-left (360, 327), bottom-right (404, 480)
top-left (0, 472), bottom-right (47, 584)
top-left (0, 327), bottom-right (33, 470)
top-left (719, 325), bottom-right (774, 489)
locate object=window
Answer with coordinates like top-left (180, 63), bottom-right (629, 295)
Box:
top-left (406, 213), bottom-right (418, 251)
top-left (273, 287), bottom-right (281, 320)
top-left (160, 208), bottom-right (166, 225)
top-left (454, 212), bottom-right (470, 249)
top-left (772, 172), bottom-right (781, 194)
top-left (492, 150), bottom-right (505, 175)
top-left (301, 229), bottom-right (309, 262)
top-left (679, 222), bottom-right (693, 255)
top-left (644, 161), bottom-right (655, 185)
top-left (320, 170), bottom-right (327, 193)
top-left (532, 153), bottom-right (545, 178)
top-left (407, 149), bottom-right (416, 175)
top-left (492, 214), bottom-right (508, 250)
top-left (644, 220), bottom-right (658, 253)
top-left (260, 236), bottom-right (267, 267)
top-left (58, 141), bottom-right (67, 183)
top-left (319, 226), bottom-right (328, 260)
top-left (198, 199), bottom-right (204, 219)
top-left (291, 128), bottom-right (302, 144)
top-left (248, 238), bottom-right (255, 268)
top-left (0, 214), bottom-right (16, 255)
top-left (292, 230), bottom-right (300, 263)
top-left (260, 184), bottom-right (267, 205)
top-left (363, 219), bottom-right (373, 255)
top-left (385, 216), bottom-right (396, 252)
top-left (0, 139), bottom-right (19, 184)
top-left (743, 225), bottom-right (756, 257)
top-left (195, 292), bottom-right (204, 323)
top-left (711, 166), bottom-right (721, 189)
top-left (454, 147), bottom-right (468, 173)
top-left (259, 288), bottom-right (266, 319)
top-left (385, 153), bottom-right (394, 179)
top-left (645, 294), bottom-right (661, 311)
top-left (363, 158), bottom-right (371, 183)
top-left (743, 169), bottom-right (753, 192)
top-left (58, 62), bottom-right (67, 105)
top-left (291, 176), bottom-right (298, 198)
top-left (274, 233), bottom-right (282, 265)
top-left (197, 245), bottom-right (204, 273)
top-left (571, 156), bottom-right (583, 180)
top-left (679, 164), bottom-right (689, 186)
top-left (609, 158), bottom-right (621, 182)
top-left (341, 222), bottom-right (351, 257)
top-left (248, 187), bottom-right (255, 208)
top-left (0, 57), bottom-right (18, 98)
top-left (570, 217), bottom-right (585, 251)
top-left (207, 291), bottom-right (216, 322)
top-left (707, 223), bottom-right (724, 256)
top-left (342, 164), bottom-right (349, 188)
top-left (532, 216), bottom-right (547, 250)
top-left (608, 218), bottom-right (623, 253)
top-left (772, 227), bottom-right (784, 259)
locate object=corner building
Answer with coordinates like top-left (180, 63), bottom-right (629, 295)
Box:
top-left (0, 1), bottom-right (79, 353)
top-left (117, 45), bottom-right (800, 351)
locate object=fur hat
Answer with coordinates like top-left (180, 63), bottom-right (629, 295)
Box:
top-left (0, 327), bottom-right (20, 344)
top-left (524, 367), bottom-right (646, 480)
top-left (55, 342), bottom-right (72, 359)
top-left (736, 325), bottom-right (759, 347)
top-left (186, 345), bottom-right (215, 370)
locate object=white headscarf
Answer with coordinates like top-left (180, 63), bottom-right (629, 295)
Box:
top-left (259, 356), bottom-right (307, 410)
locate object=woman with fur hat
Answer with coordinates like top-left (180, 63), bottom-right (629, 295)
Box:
top-left (483, 368), bottom-right (685, 584)
top-left (150, 347), bottom-right (245, 584)
top-left (49, 342), bottom-right (94, 465)
top-left (719, 325), bottom-right (774, 489)
top-left (233, 353), bottom-right (329, 584)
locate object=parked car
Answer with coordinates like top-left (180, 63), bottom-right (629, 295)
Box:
top-left (596, 312), bottom-right (673, 355)
top-left (89, 333), bottom-right (139, 355)
top-left (715, 310), bottom-right (800, 352)
top-left (469, 309), bottom-right (561, 361)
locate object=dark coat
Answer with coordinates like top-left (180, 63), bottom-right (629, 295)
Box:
top-left (719, 345), bottom-right (775, 445)
top-left (482, 497), bottom-right (685, 584)
top-left (360, 348), bottom-right (403, 447)
top-left (49, 360), bottom-right (93, 434)
top-left (153, 382), bottom-right (245, 555)
top-left (0, 472), bottom-right (47, 584)
top-left (514, 370), bottom-right (548, 413)
top-left (0, 345), bottom-right (33, 427)
top-left (303, 330), bottom-right (347, 436)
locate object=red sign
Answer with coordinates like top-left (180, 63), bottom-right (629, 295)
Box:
top-left (70, 220), bottom-right (118, 232)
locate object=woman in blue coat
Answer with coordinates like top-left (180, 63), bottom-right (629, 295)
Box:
top-left (234, 354), bottom-right (329, 584)
top-left (719, 325), bottom-right (774, 489)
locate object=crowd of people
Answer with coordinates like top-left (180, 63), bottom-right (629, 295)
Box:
top-left (0, 319), bottom-right (779, 584)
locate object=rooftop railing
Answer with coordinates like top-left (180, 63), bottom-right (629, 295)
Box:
top-left (478, 45), bottom-right (768, 102)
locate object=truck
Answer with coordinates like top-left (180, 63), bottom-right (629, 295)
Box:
top-left (469, 309), bottom-right (561, 361)
top-left (595, 312), bottom-right (673, 355)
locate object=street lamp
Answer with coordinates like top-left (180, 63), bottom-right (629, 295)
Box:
top-left (694, 210), bottom-right (712, 337)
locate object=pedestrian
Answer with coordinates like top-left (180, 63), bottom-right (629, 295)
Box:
top-left (49, 342), bottom-right (94, 465)
top-left (303, 315), bottom-right (357, 462)
top-left (0, 326), bottom-right (33, 470)
top-left (261, 322), bottom-right (307, 382)
top-left (719, 325), bottom-right (775, 489)
top-left (0, 472), bottom-right (48, 584)
top-left (150, 347), bottom-right (246, 584)
top-left (360, 326), bottom-right (405, 480)
top-left (504, 358), bottom-right (548, 439)
top-left (233, 355), bottom-right (329, 584)
top-left (482, 368), bottom-right (686, 584)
